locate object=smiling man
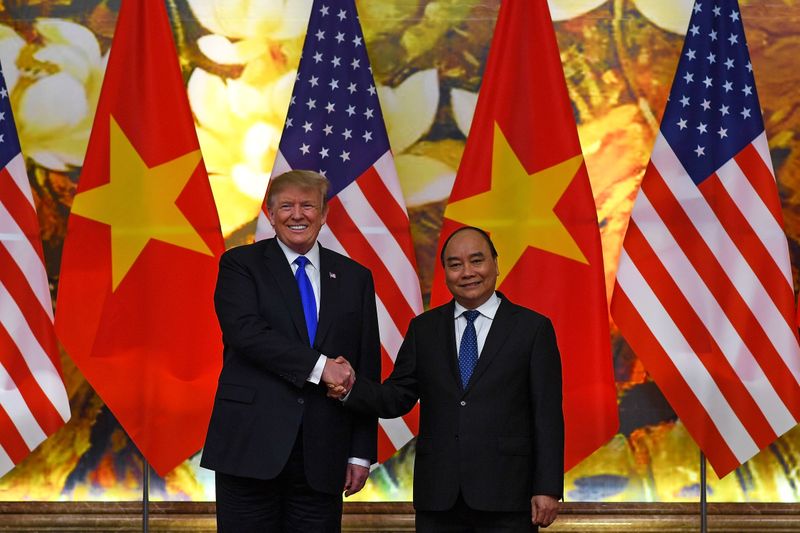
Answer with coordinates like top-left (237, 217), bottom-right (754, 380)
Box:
top-left (334, 226), bottom-right (565, 532)
top-left (201, 170), bottom-right (380, 532)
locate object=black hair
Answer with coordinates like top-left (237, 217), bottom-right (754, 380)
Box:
top-left (439, 226), bottom-right (498, 266)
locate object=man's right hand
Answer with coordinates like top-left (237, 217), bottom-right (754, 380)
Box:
top-left (322, 356), bottom-right (355, 395)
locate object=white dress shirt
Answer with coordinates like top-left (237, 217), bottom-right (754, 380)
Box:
top-left (453, 292), bottom-right (501, 357)
top-left (275, 238), bottom-right (327, 384)
top-left (275, 238), bottom-right (369, 468)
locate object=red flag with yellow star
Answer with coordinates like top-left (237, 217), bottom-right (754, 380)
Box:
top-left (55, 0), bottom-right (224, 475)
top-left (431, 0), bottom-right (618, 471)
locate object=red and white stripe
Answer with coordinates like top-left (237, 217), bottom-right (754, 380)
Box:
top-left (257, 150), bottom-right (423, 461)
top-left (0, 153), bottom-right (70, 477)
top-left (612, 131), bottom-right (800, 475)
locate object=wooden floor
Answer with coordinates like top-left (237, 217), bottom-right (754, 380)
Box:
top-left (0, 502), bottom-right (799, 531)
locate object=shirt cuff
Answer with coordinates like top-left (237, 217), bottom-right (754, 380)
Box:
top-left (307, 354), bottom-right (327, 384)
top-left (340, 387), bottom-right (353, 402)
top-left (347, 457), bottom-right (371, 468)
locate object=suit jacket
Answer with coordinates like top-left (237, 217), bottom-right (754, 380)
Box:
top-left (200, 238), bottom-right (380, 494)
top-left (346, 294), bottom-right (564, 512)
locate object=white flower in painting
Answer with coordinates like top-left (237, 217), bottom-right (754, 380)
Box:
top-left (451, 88), bottom-right (479, 138)
top-left (412, 86), bottom-right (478, 209)
top-left (188, 0), bottom-right (312, 64)
top-left (0, 25), bottom-right (25, 90)
top-left (378, 69), bottom-right (439, 154)
top-left (394, 153), bottom-right (456, 208)
top-left (378, 69), bottom-right (457, 207)
top-left (184, 0), bottom-right (317, 234)
top-left (186, 0), bottom-right (451, 216)
top-left (0, 20), bottom-right (106, 171)
top-left (547, 0), bottom-right (608, 21)
top-left (188, 67), bottom-right (294, 235)
top-left (631, 0), bottom-right (694, 34)
top-left (548, 0), bottom-right (694, 33)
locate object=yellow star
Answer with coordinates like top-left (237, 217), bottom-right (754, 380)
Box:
top-left (71, 115), bottom-right (213, 290)
top-left (444, 122), bottom-right (587, 285)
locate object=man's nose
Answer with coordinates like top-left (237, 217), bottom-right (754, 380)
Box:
top-left (290, 205), bottom-right (304, 218)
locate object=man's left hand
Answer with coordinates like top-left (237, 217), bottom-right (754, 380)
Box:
top-left (531, 494), bottom-right (559, 528)
top-left (344, 464), bottom-right (369, 497)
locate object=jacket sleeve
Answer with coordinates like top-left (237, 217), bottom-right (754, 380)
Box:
top-left (530, 317), bottom-right (565, 499)
top-left (347, 272), bottom-right (381, 462)
top-left (213, 250), bottom-right (320, 387)
top-left (346, 317), bottom-right (420, 419)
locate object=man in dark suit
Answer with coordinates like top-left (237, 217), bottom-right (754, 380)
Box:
top-left (201, 170), bottom-right (380, 532)
top-left (334, 226), bottom-right (564, 532)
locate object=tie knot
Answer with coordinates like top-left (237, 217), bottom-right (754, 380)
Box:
top-left (463, 310), bottom-right (480, 323)
top-left (294, 256), bottom-right (310, 268)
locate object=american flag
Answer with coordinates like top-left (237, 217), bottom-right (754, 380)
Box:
top-left (0, 64), bottom-right (70, 477)
top-left (611, 0), bottom-right (800, 477)
top-left (255, 0), bottom-right (423, 462)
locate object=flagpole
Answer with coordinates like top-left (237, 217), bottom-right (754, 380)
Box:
top-left (142, 455), bottom-right (150, 533)
top-left (700, 451), bottom-right (707, 533)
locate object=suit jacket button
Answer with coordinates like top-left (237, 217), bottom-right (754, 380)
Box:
top-left (297, 398), bottom-right (304, 404)
top-left (460, 400), bottom-right (466, 406)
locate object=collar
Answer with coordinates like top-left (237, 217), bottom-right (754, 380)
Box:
top-left (275, 238), bottom-right (321, 270)
top-left (453, 292), bottom-right (501, 320)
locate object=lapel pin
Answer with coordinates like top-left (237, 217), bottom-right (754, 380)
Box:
top-left (329, 272), bottom-right (336, 279)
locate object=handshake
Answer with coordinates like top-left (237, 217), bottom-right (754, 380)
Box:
top-left (322, 356), bottom-right (355, 400)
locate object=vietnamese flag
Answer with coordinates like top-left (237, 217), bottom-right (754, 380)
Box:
top-left (55, 0), bottom-right (224, 475)
top-left (431, 0), bottom-right (618, 470)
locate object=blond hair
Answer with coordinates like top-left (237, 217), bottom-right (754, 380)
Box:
top-left (266, 170), bottom-right (330, 209)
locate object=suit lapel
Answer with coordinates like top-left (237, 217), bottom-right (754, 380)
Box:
top-left (439, 301), bottom-right (461, 388)
top-left (314, 246), bottom-right (338, 347)
top-left (463, 297), bottom-right (517, 395)
top-left (263, 238), bottom-right (310, 345)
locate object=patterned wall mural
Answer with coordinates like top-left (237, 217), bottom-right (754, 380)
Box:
top-left (1, 0), bottom-right (800, 502)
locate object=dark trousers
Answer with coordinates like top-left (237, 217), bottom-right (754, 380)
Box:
top-left (214, 431), bottom-right (342, 532)
top-left (416, 493), bottom-right (536, 533)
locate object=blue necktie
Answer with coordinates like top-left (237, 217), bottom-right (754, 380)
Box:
top-left (294, 256), bottom-right (317, 346)
top-left (458, 310), bottom-right (480, 389)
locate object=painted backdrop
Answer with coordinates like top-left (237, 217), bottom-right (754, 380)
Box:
top-left (1, 0), bottom-right (800, 502)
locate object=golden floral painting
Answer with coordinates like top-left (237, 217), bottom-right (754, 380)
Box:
top-left (1, 0), bottom-right (799, 503)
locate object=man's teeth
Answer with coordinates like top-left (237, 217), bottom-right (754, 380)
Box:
top-left (289, 225), bottom-right (307, 230)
